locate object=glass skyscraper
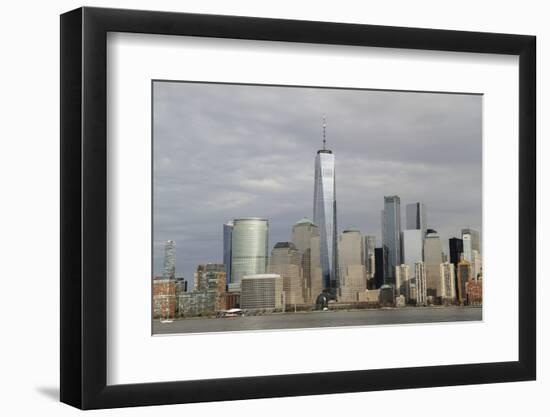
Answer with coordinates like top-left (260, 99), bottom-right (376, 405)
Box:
top-left (382, 195), bottom-right (402, 285)
top-left (402, 229), bottom-right (423, 278)
top-left (313, 119), bottom-right (338, 293)
top-left (162, 240), bottom-right (176, 280)
top-left (223, 222), bottom-right (233, 285)
top-left (406, 202), bottom-right (427, 238)
top-left (230, 218), bottom-right (269, 286)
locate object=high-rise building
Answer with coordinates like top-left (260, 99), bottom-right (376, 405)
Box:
top-left (462, 233), bottom-right (473, 264)
top-left (382, 195), bottom-right (402, 285)
top-left (440, 262), bottom-right (456, 302)
top-left (472, 250), bottom-right (482, 281)
top-left (456, 256), bottom-right (472, 304)
top-left (292, 218), bottom-right (321, 304)
top-left (162, 240), bottom-right (176, 280)
top-left (309, 233), bottom-right (324, 304)
top-left (313, 117), bottom-right (338, 293)
top-left (449, 237), bottom-right (463, 269)
top-left (395, 264), bottom-right (410, 298)
top-left (466, 279), bottom-right (483, 306)
top-left (402, 229), bottom-right (423, 279)
top-left (415, 261), bottom-right (427, 306)
top-left (338, 229), bottom-right (367, 302)
top-left (339, 229), bottom-right (364, 266)
top-left (461, 228), bottom-right (480, 253)
top-left (269, 242), bottom-right (303, 306)
top-left (223, 222), bottom-right (233, 285)
top-left (194, 263), bottom-right (224, 291)
top-left (364, 235), bottom-right (377, 276)
top-left (230, 218), bottom-right (269, 289)
top-left (406, 202), bottom-right (427, 237)
top-left (424, 230), bottom-right (443, 299)
top-left (374, 247), bottom-right (386, 289)
top-left (240, 274), bottom-right (285, 311)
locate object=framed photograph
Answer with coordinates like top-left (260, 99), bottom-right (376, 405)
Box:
top-left (60, 6), bottom-right (536, 409)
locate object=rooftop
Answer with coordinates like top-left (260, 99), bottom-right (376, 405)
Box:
top-left (233, 217), bottom-right (268, 222)
top-left (242, 274), bottom-right (282, 280)
top-left (294, 217), bottom-right (315, 226)
top-left (273, 241), bottom-right (297, 250)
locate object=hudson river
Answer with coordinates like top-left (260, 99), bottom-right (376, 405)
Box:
top-left (153, 306), bottom-right (482, 335)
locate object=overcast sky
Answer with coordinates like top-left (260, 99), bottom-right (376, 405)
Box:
top-left (153, 81), bottom-right (482, 284)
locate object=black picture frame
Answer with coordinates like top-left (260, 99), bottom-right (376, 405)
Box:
top-left (60, 6), bottom-right (536, 410)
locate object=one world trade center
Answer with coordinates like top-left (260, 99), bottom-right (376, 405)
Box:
top-left (313, 117), bottom-right (338, 296)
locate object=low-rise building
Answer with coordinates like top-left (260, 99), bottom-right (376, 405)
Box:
top-left (241, 274), bottom-right (285, 311)
top-left (153, 278), bottom-right (177, 319)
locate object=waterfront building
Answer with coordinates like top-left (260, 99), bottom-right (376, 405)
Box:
top-left (395, 264), bottom-right (410, 299)
top-left (407, 280), bottom-right (417, 304)
top-left (223, 222), bottom-right (233, 285)
top-left (162, 240), bottom-right (176, 281)
top-left (338, 229), bottom-right (367, 302)
top-left (402, 229), bottom-right (423, 279)
top-left (406, 202), bottom-right (427, 238)
top-left (379, 284), bottom-right (395, 307)
top-left (240, 274), bottom-right (285, 311)
top-left (177, 269), bottom-right (226, 317)
top-left (424, 230), bottom-right (444, 299)
top-left (313, 117), bottom-right (338, 292)
top-left (230, 218), bottom-right (269, 288)
top-left (472, 250), bottom-right (482, 281)
top-left (415, 261), bottom-right (427, 306)
top-left (456, 256), bottom-right (472, 304)
top-left (152, 279), bottom-right (177, 319)
top-left (269, 242), bottom-right (303, 306)
top-left (466, 279), bottom-right (483, 306)
top-left (382, 195), bottom-right (402, 286)
top-left (374, 247), bottom-right (386, 289)
top-left (292, 218), bottom-right (321, 304)
top-left (364, 235), bottom-right (377, 276)
top-left (440, 262), bottom-right (456, 303)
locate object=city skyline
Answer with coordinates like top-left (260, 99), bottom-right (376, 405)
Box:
top-left (153, 81), bottom-right (482, 284)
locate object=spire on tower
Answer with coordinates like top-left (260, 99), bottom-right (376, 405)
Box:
top-left (322, 115), bottom-right (327, 150)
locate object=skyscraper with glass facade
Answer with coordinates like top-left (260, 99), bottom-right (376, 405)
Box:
top-left (406, 202), bottom-right (427, 238)
top-left (415, 261), bottom-right (427, 306)
top-left (313, 118), bottom-right (338, 293)
top-left (424, 230), bottom-right (444, 298)
top-left (223, 221), bottom-right (233, 285)
top-left (382, 195), bottom-right (402, 286)
top-left (230, 218), bottom-right (269, 288)
top-left (291, 218), bottom-right (321, 304)
top-left (162, 240), bottom-right (176, 280)
top-left (364, 235), bottom-right (377, 276)
top-left (461, 228), bottom-right (480, 253)
top-left (402, 229), bottom-right (423, 279)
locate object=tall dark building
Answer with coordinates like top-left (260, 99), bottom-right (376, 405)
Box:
top-left (382, 196), bottom-right (402, 284)
top-left (449, 237), bottom-right (463, 268)
top-left (449, 237), bottom-right (464, 300)
top-left (374, 247), bottom-right (386, 289)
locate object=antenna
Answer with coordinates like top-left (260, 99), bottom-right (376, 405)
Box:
top-left (322, 115), bottom-right (327, 150)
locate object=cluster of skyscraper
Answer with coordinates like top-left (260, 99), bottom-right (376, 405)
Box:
top-left (162, 118), bottom-right (482, 313)
top-left (379, 197), bottom-right (482, 306)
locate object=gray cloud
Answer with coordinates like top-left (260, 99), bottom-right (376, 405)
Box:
top-left (153, 81), bottom-right (482, 285)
